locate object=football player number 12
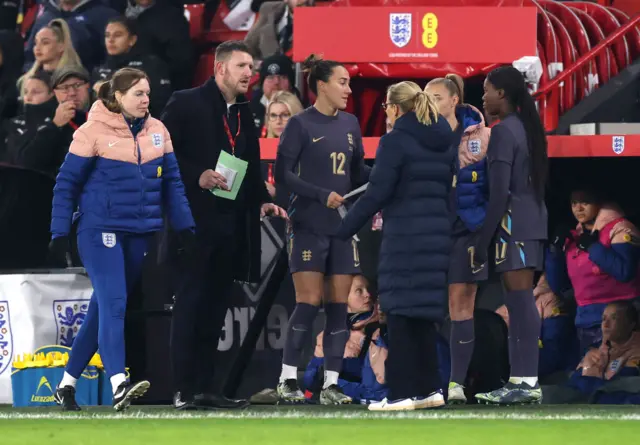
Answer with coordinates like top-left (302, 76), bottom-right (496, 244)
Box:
top-left (422, 13), bottom-right (438, 49)
top-left (330, 152), bottom-right (346, 175)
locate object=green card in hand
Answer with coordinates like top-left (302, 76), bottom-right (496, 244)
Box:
top-left (210, 150), bottom-right (248, 201)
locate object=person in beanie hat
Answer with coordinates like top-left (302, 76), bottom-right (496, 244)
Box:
top-left (250, 54), bottom-right (295, 131)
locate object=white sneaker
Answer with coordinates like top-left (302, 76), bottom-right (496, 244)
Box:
top-left (413, 391), bottom-right (445, 409)
top-left (368, 392), bottom-right (444, 411)
top-left (447, 382), bottom-right (467, 405)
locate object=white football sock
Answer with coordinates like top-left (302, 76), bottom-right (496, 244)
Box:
top-left (279, 364), bottom-right (297, 383)
top-left (508, 376), bottom-right (523, 385)
top-left (111, 373), bottom-right (126, 394)
top-left (60, 372), bottom-right (77, 389)
top-left (323, 370), bottom-right (339, 389)
top-left (521, 377), bottom-right (538, 387)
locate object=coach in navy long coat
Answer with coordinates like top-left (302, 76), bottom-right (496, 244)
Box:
top-left (336, 111), bottom-right (454, 322)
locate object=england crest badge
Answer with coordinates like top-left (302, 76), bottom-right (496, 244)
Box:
top-left (0, 301), bottom-right (13, 377)
top-left (54, 300), bottom-right (90, 347)
top-left (102, 232), bottom-right (116, 248)
top-left (390, 13), bottom-right (412, 48)
top-left (152, 133), bottom-right (163, 148)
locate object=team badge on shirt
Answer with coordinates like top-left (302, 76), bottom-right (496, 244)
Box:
top-left (152, 133), bottom-right (163, 148)
top-left (468, 139), bottom-right (481, 155)
top-left (102, 233), bottom-right (116, 248)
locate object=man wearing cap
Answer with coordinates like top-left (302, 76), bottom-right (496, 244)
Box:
top-left (249, 54), bottom-right (296, 131)
top-left (51, 66), bottom-right (91, 130)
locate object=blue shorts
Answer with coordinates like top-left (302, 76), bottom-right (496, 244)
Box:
top-left (449, 231), bottom-right (489, 284)
top-left (287, 229), bottom-right (360, 276)
top-left (493, 236), bottom-right (544, 273)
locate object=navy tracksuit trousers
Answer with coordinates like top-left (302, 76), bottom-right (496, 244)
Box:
top-left (65, 230), bottom-right (150, 380)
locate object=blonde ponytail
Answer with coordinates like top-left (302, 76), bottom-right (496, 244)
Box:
top-left (18, 18), bottom-right (84, 95)
top-left (413, 90), bottom-right (439, 125)
top-left (386, 81), bottom-right (439, 125)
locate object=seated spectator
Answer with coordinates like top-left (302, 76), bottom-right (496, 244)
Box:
top-left (0, 2), bottom-right (18, 31)
top-left (566, 301), bottom-right (640, 403)
top-left (1, 71), bottom-right (74, 175)
top-left (496, 274), bottom-right (580, 379)
top-left (93, 17), bottom-right (172, 116)
top-left (126, 0), bottom-right (193, 89)
top-left (19, 19), bottom-right (84, 90)
top-left (264, 90), bottom-right (302, 137)
top-left (244, 0), bottom-right (311, 61)
top-left (24, 0), bottom-right (118, 72)
top-left (303, 275), bottom-right (389, 403)
top-left (0, 30), bottom-right (23, 120)
top-left (546, 188), bottom-right (640, 353)
top-left (51, 65), bottom-right (92, 121)
top-left (250, 54), bottom-right (296, 130)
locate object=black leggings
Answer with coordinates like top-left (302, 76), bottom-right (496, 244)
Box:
top-left (385, 315), bottom-right (440, 400)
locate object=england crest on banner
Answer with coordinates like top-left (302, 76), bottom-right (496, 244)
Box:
top-left (390, 13), bottom-right (412, 48)
top-left (0, 301), bottom-right (13, 377)
top-left (54, 300), bottom-right (90, 347)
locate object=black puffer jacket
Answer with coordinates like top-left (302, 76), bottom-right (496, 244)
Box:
top-left (1, 98), bottom-right (72, 176)
top-left (92, 49), bottom-right (173, 117)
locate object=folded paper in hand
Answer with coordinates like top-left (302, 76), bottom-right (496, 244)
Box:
top-left (215, 163), bottom-right (237, 190)
top-left (211, 150), bottom-right (248, 201)
top-left (337, 182), bottom-right (369, 242)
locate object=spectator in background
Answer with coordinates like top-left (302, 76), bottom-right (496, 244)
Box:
top-left (244, 0), bottom-right (312, 61)
top-left (24, 0), bottom-right (118, 72)
top-left (19, 19), bottom-right (83, 91)
top-left (303, 275), bottom-right (389, 404)
top-left (567, 300), bottom-right (640, 403)
top-left (250, 54), bottom-right (295, 130)
top-left (0, 30), bottom-right (23, 120)
top-left (1, 71), bottom-right (74, 175)
top-left (126, 0), bottom-right (194, 90)
top-left (51, 66), bottom-right (92, 130)
top-left (264, 90), bottom-right (302, 137)
top-left (0, 1), bottom-right (19, 31)
top-left (546, 188), bottom-right (640, 354)
top-left (496, 274), bottom-right (580, 380)
top-left (336, 81), bottom-right (454, 411)
top-left (93, 17), bottom-right (172, 117)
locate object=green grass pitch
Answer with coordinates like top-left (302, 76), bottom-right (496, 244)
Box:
top-left (2, 404), bottom-right (640, 444)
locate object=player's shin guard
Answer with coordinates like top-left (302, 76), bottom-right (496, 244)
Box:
top-left (282, 303), bottom-right (320, 367)
top-left (322, 303), bottom-right (349, 386)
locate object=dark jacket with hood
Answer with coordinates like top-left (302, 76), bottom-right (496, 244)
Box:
top-left (127, 0), bottom-right (193, 90)
top-left (160, 77), bottom-right (272, 283)
top-left (92, 48), bottom-right (173, 117)
top-left (336, 111), bottom-right (454, 321)
top-left (0, 30), bottom-right (23, 121)
top-left (24, 0), bottom-right (118, 72)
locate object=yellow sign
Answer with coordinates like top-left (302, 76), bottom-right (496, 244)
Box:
top-left (31, 376), bottom-right (55, 403)
top-left (421, 13), bottom-right (438, 49)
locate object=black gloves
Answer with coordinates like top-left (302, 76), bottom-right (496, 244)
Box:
top-left (48, 236), bottom-right (71, 268)
top-left (176, 229), bottom-right (197, 256)
top-left (577, 225), bottom-right (599, 251)
top-left (550, 223), bottom-right (573, 253)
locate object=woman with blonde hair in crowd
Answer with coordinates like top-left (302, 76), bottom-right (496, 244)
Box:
top-left (265, 90), bottom-right (303, 138)
top-left (19, 19), bottom-right (83, 92)
top-left (425, 74), bottom-right (491, 404)
top-left (336, 81), bottom-right (454, 411)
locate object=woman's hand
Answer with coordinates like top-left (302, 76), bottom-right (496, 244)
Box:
top-left (326, 192), bottom-right (344, 209)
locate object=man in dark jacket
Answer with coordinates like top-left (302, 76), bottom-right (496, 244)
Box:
top-left (161, 40), bottom-right (286, 410)
top-left (126, 0), bottom-right (194, 89)
top-left (25, 0), bottom-right (118, 72)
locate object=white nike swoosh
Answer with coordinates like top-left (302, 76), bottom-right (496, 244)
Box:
top-left (458, 339), bottom-right (474, 344)
top-left (108, 142), bottom-right (118, 147)
top-left (330, 329), bottom-right (348, 335)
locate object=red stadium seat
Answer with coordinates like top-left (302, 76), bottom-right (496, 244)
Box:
top-left (547, 12), bottom-right (577, 113)
top-left (571, 7), bottom-right (617, 83)
top-left (569, 2), bottom-right (631, 69)
top-left (539, 0), bottom-right (599, 101)
top-left (608, 7), bottom-right (640, 59)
